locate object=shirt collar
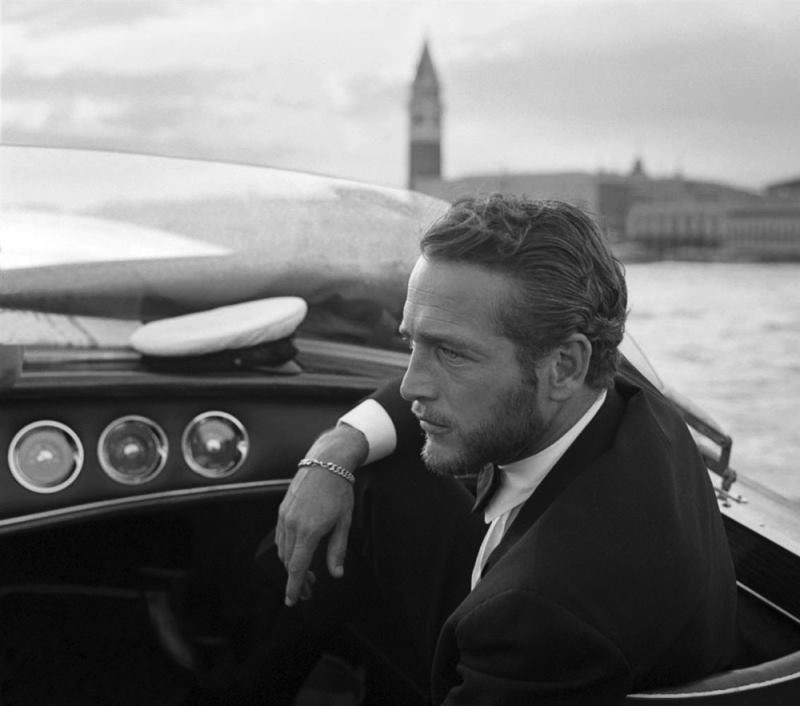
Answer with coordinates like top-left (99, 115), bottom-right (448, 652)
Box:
top-left (484, 389), bottom-right (608, 522)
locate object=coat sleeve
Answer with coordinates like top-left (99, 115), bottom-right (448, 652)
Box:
top-left (439, 589), bottom-right (633, 706)
top-left (369, 375), bottom-right (423, 457)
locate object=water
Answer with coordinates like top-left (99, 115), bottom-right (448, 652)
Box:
top-left (624, 262), bottom-right (800, 501)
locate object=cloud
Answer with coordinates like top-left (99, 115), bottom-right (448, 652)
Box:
top-left (3, 0), bottom-right (178, 34)
top-left (432, 1), bottom-right (800, 183)
top-left (341, 74), bottom-right (407, 118)
top-left (2, 65), bottom-right (232, 102)
top-left (1, 64), bottom-right (236, 148)
top-left (3, 1), bottom-right (799, 187)
top-left (447, 2), bottom-right (800, 124)
top-left (0, 63), bottom-right (406, 185)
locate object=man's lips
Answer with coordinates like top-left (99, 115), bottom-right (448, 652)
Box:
top-left (415, 415), bottom-right (450, 435)
top-left (411, 403), bottom-right (450, 434)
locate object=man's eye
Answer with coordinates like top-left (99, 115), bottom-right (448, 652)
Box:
top-left (439, 346), bottom-right (463, 362)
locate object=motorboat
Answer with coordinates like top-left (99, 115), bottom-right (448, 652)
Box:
top-left (1, 146), bottom-right (798, 704)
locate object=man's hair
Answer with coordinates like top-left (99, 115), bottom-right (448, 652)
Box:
top-left (420, 194), bottom-right (628, 389)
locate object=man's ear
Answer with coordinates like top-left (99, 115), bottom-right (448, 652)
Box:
top-left (545, 334), bottom-right (592, 401)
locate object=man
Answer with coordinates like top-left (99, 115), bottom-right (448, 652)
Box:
top-left (274, 195), bottom-right (736, 704)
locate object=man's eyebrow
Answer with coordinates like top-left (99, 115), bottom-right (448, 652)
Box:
top-left (399, 326), bottom-right (481, 352)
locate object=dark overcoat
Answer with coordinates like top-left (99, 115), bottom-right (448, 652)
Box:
top-left (371, 371), bottom-right (737, 705)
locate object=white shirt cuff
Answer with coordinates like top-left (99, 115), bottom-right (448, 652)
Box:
top-left (338, 398), bottom-right (397, 465)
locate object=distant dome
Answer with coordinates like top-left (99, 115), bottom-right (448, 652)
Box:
top-left (630, 157), bottom-right (647, 178)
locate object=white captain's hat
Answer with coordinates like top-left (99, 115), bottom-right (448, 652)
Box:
top-left (130, 297), bottom-right (308, 371)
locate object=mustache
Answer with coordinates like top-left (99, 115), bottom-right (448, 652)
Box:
top-left (411, 403), bottom-right (451, 427)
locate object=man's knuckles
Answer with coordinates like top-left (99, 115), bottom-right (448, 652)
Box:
top-left (287, 556), bottom-right (312, 574)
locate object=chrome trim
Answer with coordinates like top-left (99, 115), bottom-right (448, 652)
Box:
top-left (23, 347), bottom-right (140, 364)
top-left (181, 411), bottom-right (249, 479)
top-left (737, 580), bottom-right (800, 628)
top-left (629, 670), bottom-right (800, 699)
top-left (295, 337), bottom-right (410, 366)
top-left (97, 415), bottom-right (168, 485)
top-left (7, 420), bottom-right (84, 493)
top-left (0, 479), bottom-right (290, 529)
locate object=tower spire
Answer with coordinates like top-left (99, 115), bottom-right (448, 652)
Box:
top-left (408, 40), bottom-right (442, 190)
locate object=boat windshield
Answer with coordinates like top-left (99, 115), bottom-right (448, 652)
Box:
top-left (0, 146), bottom-right (447, 351)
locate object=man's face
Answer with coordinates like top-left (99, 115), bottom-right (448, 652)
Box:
top-left (399, 256), bottom-right (546, 476)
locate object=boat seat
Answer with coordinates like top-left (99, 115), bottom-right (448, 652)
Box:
top-left (625, 649), bottom-right (800, 703)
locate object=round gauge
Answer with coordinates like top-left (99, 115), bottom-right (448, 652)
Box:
top-left (182, 411), bottom-right (248, 479)
top-left (98, 416), bottom-right (168, 485)
top-left (8, 421), bottom-right (84, 493)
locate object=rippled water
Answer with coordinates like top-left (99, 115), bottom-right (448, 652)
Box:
top-left (624, 262), bottom-right (800, 501)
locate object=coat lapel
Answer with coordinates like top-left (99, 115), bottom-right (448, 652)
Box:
top-left (481, 386), bottom-right (625, 578)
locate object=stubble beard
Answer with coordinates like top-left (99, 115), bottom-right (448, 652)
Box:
top-left (420, 383), bottom-right (543, 477)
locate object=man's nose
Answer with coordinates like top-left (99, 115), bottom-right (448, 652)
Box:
top-left (400, 348), bottom-right (435, 402)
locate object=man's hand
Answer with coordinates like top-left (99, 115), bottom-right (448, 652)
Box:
top-left (276, 423), bottom-right (369, 606)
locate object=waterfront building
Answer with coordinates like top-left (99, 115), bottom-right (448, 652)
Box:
top-left (626, 202), bottom-right (727, 248)
top-left (725, 204), bottom-right (800, 260)
top-left (414, 170), bottom-right (632, 241)
top-left (765, 176), bottom-right (800, 201)
top-left (626, 201), bottom-right (800, 260)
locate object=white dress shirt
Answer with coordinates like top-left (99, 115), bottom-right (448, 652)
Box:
top-left (339, 389), bottom-right (607, 590)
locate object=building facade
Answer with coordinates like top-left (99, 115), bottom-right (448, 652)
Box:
top-left (626, 202), bottom-right (800, 260)
top-left (766, 177), bottom-right (800, 201)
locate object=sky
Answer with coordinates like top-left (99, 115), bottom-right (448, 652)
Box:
top-left (2, 0), bottom-right (800, 190)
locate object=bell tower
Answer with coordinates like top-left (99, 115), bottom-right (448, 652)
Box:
top-left (408, 41), bottom-right (442, 190)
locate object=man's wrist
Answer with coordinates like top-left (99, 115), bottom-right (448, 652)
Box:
top-left (298, 458), bottom-right (356, 484)
top-left (303, 422), bottom-right (369, 475)
top-left (337, 399), bottom-right (396, 463)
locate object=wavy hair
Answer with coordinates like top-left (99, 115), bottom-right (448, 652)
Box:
top-left (420, 194), bottom-right (628, 389)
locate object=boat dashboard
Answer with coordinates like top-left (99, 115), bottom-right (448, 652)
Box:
top-left (0, 361), bottom-right (380, 536)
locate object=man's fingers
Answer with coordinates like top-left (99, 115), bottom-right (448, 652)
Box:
top-left (299, 574), bottom-right (312, 601)
top-left (274, 515), bottom-right (285, 562)
top-left (298, 570), bottom-right (317, 601)
top-left (284, 541), bottom-right (316, 607)
top-left (276, 492), bottom-right (296, 563)
top-left (284, 567), bottom-right (306, 607)
top-left (326, 516), bottom-right (351, 579)
top-left (281, 517), bottom-right (299, 572)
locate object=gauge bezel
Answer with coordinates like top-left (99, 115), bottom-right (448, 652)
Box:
top-left (181, 411), bottom-right (249, 479)
top-left (97, 415), bottom-right (169, 485)
top-left (8, 420), bottom-right (84, 494)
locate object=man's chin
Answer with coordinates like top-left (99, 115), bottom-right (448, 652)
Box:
top-left (421, 438), bottom-right (468, 477)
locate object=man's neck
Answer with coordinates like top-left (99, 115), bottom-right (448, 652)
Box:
top-left (530, 386), bottom-right (606, 456)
